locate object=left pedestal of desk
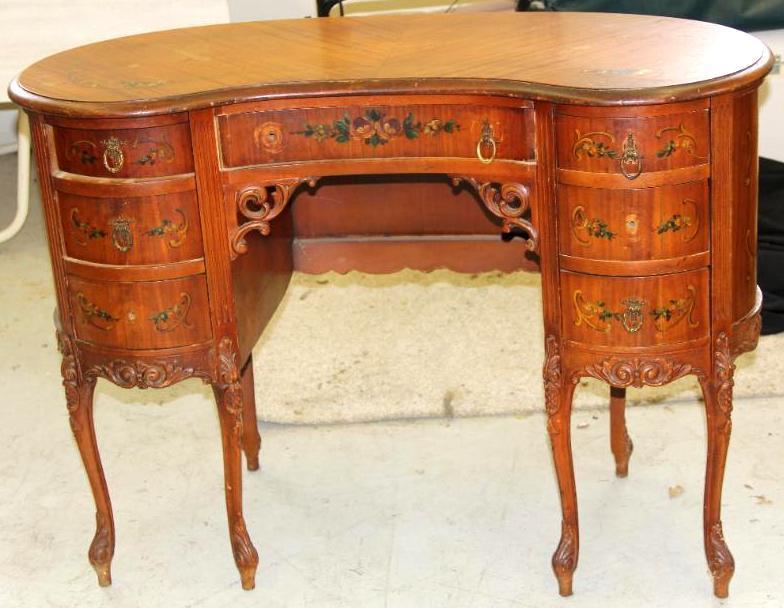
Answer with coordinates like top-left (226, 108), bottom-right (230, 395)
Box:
top-left (27, 111), bottom-right (260, 589)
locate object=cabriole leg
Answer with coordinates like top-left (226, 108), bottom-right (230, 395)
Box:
top-left (61, 337), bottom-right (115, 587)
top-left (240, 356), bottom-right (261, 471)
top-left (699, 338), bottom-right (735, 598)
top-left (609, 386), bottom-right (633, 477)
top-left (544, 337), bottom-right (579, 596)
top-left (213, 380), bottom-right (259, 590)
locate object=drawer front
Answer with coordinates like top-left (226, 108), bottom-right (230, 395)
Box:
top-left (558, 181), bottom-right (709, 261)
top-left (562, 269), bottom-right (709, 348)
top-left (219, 101), bottom-right (534, 167)
top-left (556, 109), bottom-right (709, 177)
top-left (60, 190), bottom-right (203, 265)
top-left (53, 122), bottom-right (193, 178)
top-left (68, 275), bottom-right (211, 349)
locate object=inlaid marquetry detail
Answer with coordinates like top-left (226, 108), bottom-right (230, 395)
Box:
top-left (149, 292), bottom-right (192, 333)
top-left (144, 209), bottom-right (188, 248)
top-left (71, 208), bottom-right (107, 243)
top-left (134, 139), bottom-right (175, 166)
top-left (573, 130), bottom-right (617, 159)
top-left (66, 140), bottom-right (98, 165)
top-left (656, 199), bottom-right (698, 240)
top-left (650, 285), bottom-right (699, 331)
top-left (655, 123), bottom-right (701, 158)
top-left (450, 177), bottom-right (538, 252)
top-left (76, 293), bottom-right (119, 330)
top-left (294, 109), bottom-right (460, 147)
top-left (571, 206), bottom-right (615, 244)
top-left (573, 286), bottom-right (699, 334)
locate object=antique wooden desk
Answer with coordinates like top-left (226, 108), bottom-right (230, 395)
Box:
top-left (9, 12), bottom-right (773, 598)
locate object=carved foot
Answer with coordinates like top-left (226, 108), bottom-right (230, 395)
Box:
top-left (231, 518), bottom-right (259, 590)
top-left (552, 521), bottom-right (578, 596)
top-left (88, 511), bottom-right (114, 587)
top-left (246, 452), bottom-right (260, 472)
top-left (706, 522), bottom-right (734, 598)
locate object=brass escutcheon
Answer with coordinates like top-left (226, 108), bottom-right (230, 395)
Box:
top-left (101, 137), bottom-right (125, 174)
top-left (476, 119), bottom-right (497, 164)
top-left (619, 132), bottom-right (642, 179)
top-left (110, 216), bottom-right (135, 252)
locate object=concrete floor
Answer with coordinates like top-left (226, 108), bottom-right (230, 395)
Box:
top-left (1, 153), bottom-right (783, 607)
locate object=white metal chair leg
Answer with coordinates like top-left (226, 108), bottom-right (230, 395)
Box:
top-left (0, 110), bottom-right (31, 243)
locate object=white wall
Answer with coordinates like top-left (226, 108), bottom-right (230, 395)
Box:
top-left (0, 0), bottom-right (317, 153)
top-left (228, 0), bottom-right (315, 21)
top-left (754, 30), bottom-right (784, 163)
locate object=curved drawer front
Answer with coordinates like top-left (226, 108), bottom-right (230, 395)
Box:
top-left (556, 108), bottom-right (709, 178)
top-left (558, 181), bottom-right (709, 262)
top-left (68, 275), bottom-right (211, 349)
top-left (59, 190), bottom-right (202, 266)
top-left (53, 122), bottom-right (193, 178)
top-left (562, 269), bottom-right (709, 348)
top-left (218, 98), bottom-right (534, 167)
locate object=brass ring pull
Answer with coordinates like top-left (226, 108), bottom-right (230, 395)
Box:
top-left (476, 137), bottom-right (496, 164)
top-left (476, 119), bottom-right (497, 164)
top-left (101, 137), bottom-right (125, 174)
top-left (619, 131), bottom-right (642, 180)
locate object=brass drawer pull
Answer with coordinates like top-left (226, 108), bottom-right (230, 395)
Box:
top-left (110, 217), bottom-right (135, 252)
top-left (101, 137), bottom-right (125, 173)
top-left (619, 132), bottom-right (642, 180)
top-left (476, 119), bottom-right (497, 164)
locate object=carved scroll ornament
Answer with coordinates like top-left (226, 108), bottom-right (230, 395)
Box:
top-left (574, 356), bottom-right (704, 388)
top-left (714, 332), bottom-right (734, 436)
top-left (450, 177), bottom-right (538, 252)
top-left (85, 359), bottom-right (203, 389)
top-left (231, 178), bottom-right (318, 257)
top-left (216, 336), bottom-right (244, 438)
top-left (543, 335), bottom-right (563, 436)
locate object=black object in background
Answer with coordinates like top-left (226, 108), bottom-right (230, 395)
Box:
top-left (759, 158), bottom-right (784, 334)
top-left (546, 0), bottom-right (784, 31)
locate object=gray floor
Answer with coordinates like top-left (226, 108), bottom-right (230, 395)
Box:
top-left (1, 153), bottom-right (783, 607)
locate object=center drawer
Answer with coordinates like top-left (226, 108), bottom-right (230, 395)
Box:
top-left (561, 269), bottom-right (709, 348)
top-left (217, 96), bottom-right (534, 168)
